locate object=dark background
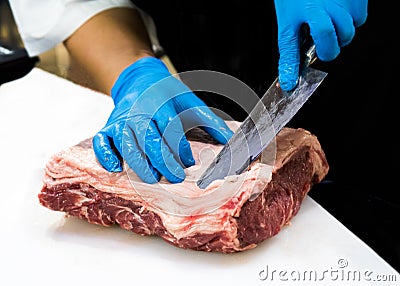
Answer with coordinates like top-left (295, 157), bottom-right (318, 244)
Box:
top-left (135, 1), bottom-right (399, 272)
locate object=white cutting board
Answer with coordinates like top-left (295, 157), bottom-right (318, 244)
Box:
top-left (0, 68), bottom-right (398, 286)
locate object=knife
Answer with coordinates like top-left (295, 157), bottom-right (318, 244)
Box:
top-left (196, 33), bottom-right (327, 189)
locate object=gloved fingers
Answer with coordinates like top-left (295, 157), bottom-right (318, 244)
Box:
top-left (174, 92), bottom-right (234, 144)
top-left (131, 117), bottom-right (186, 183)
top-left (105, 120), bottom-right (125, 157)
top-left (327, 4), bottom-right (355, 47)
top-left (133, 77), bottom-right (195, 168)
top-left (277, 29), bottom-right (300, 91)
top-left (183, 105), bottom-right (234, 144)
top-left (92, 130), bottom-right (123, 172)
top-left (178, 134), bottom-right (195, 166)
top-left (154, 107), bottom-right (195, 168)
top-left (351, 0), bottom-right (368, 27)
top-left (307, 9), bottom-right (340, 61)
top-left (122, 125), bottom-right (161, 184)
top-left (202, 122), bottom-right (234, 145)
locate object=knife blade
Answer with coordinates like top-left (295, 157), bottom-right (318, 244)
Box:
top-left (196, 40), bottom-right (327, 189)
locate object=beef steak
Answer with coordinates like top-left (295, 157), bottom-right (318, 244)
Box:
top-left (38, 124), bottom-right (329, 253)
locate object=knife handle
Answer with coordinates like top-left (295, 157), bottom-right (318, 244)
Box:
top-left (299, 24), bottom-right (317, 71)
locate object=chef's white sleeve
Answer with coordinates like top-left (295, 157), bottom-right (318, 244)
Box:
top-left (8, 0), bottom-right (136, 57)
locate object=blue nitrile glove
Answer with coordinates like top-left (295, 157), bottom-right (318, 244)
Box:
top-left (274, 0), bottom-right (368, 91)
top-left (93, 57), bottom-right (234, 184)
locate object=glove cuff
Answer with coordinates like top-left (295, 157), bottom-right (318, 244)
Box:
top-left (111, 57), bottom-right (170, 104)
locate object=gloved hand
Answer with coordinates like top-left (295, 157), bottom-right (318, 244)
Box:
top-left (93, 57), bottom-right (233, 184)
top-left (274, 0), bottom-right (368, 91)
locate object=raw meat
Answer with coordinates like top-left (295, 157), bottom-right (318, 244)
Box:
top-left (38, 123), bottom-right (329, 253)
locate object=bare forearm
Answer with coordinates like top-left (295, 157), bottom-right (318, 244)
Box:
top-left (64, 8), bottom-right (154, 95)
